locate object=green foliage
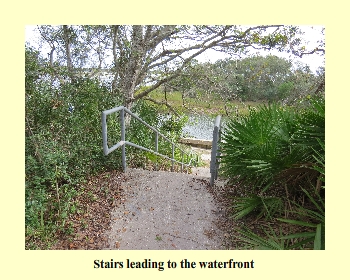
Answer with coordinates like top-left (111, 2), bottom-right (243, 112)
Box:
top-left (277, 81), bottom-right (294, 99)
top-left (292, 96), bottom-right (325, 155)
top-left (125, 99), bottom-right (195, 170)
top-left (231, 195), bottom-right (283, 220)
top-left (220, 96), bottom-right (324, 192)
top-left (237, 225), bottom-right (290, 250)
top-left (220, 103), bottom-right (298, 190)
top-left (159, 114), bottom-right (189, 139)
top-left (312, 139), bottom-right (325, 185)
top-left (238, 188), bottom-right (325, 250)
top-left (220, 94), bottom-right (325, 250)
top-left (25, 47), bottom-right (125, 247)
top-left (170, 55), bottom-right (323, 107)
top-left (277, 187), bottom-right (325, 250)
top-left (25, 46), bottom-right (44, 95)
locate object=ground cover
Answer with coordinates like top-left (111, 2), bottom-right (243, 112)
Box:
top-left (147, 91), bottom-right (264, 116)
top-left (28, 170), bottom-right (126, 250)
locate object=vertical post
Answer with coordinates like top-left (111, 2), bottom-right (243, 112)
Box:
top-left (181, 150), bottom-right (184, 172)
top-left (210, 126), bottom-right (218, 186)
top-left (101, 112), bottom-right (108, 155)
top-left (187, 154), bottom-right (189, 173)
top-left (210, 115), bottom-right (221, 186)
top-left (155, 132), bottom-right (158, 171)
top-left (216, 124), bottom-right (221, 180)
top-left (120, 108), bottom-right (126, 172)
top-left (171, 143), bottom-right (174, 172)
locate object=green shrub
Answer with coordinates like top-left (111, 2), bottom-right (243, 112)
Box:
top-left (219, 95), bottom-right (325, 250)
top-left (25, 48), bottom-right (124, 247)
top-left (220, 96), bottom-right (324, 193)
top-left (237, 187), bottom-right (325, 250)
top-left (231, 195), bottom-right (283, 220)
top-left (25, 46), bottom-right (195, 248)
top-left (220, 103), bottom-right (298, 191)
top-left (126, 100), bottom-right (195, 170)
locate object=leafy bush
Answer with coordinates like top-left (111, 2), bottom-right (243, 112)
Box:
top-left (220, 96), bottom-right (324, 193)
top-left (25, 47), bottom-right (196, 248)
top-left (126, 100), bottom-right (195, 170)
top-left (25, 76), bottom-right (123, 247)
top-left (220, 103), bottom-right (298, 191)
top-left (219, 95), bottom-right (325, 249)
top-left (25, 47), bottom-right (125, 247)
top-left (237, 187), bottom-right (325, 250)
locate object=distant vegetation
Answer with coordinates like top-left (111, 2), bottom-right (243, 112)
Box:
top-left (147, 90), bottom-right (263, 117)
top-left (146, 55), bottom-right (324, 117)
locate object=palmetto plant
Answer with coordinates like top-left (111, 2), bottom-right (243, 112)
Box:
top-left (220, 103), bottom-right (297, 191)
top-left (220, 95), bottom-right (325, 250)
top-left (237, 188), bottom-right (325, 250)
top-left (237, 225), bottom-right (290, 250)
top-left (291, 97), bottom-right (325, 155)
top-left (220, 96), bottom-right (324, 192)
top-left (231, 195), bottom-right (283, 220)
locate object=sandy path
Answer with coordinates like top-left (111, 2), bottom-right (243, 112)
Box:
top-left (104, 168), bottom-right (224, 250)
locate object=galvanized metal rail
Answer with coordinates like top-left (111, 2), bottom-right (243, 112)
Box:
top-left (210, 115), bottom-right (222, 186)
top-left (101, 106), bottom-right (198, 172)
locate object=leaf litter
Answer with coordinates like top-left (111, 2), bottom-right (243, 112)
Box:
top-left (48, 168), bottom-right (303, 250)
top-left (51, 170), bottom-right (127, 250)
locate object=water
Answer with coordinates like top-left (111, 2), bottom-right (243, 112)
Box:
top-left (182, 114), bottom-right (222, 140)
top-left (158, 113), bottom-right (224, 140)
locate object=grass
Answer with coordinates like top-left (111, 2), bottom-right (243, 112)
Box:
top-left (147, 90), bottom-right (264, 116)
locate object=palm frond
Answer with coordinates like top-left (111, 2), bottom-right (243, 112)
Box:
top-left (237, 225), bottom-right (286, 250)
top-left (231, 195), bottom-right (283, 220)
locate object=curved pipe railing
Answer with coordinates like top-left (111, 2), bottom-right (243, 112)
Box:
top-left (102, 106), bottom-right (198, 172)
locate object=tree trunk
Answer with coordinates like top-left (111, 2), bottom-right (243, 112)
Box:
top-left (123, 26), bottom-right (144, 109)
top-left (62, 25), bottom-right (74, 76)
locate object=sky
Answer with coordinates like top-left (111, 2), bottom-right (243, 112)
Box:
top-left (25, 25), bottom-right (325, 74)
top-left (196, 25), bottom-right (325, 73)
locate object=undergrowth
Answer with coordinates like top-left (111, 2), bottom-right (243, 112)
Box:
top-left (220, 95), bottom-right (325, 249)
top-left (25, 47), bottom-right (196, 249)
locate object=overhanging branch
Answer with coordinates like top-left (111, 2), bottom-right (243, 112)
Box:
top-left (143, 97), bottom-right (180, 117)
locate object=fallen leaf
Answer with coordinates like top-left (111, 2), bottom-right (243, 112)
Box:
top-left (115, 241), bottom-right (120, 248)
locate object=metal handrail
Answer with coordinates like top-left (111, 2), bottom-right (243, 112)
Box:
top-left (101, 106), bottom-right (198, 172)
top-left (210, 115), bottom-right (222, 186)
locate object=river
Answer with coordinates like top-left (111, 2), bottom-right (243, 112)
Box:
top-left (182, 114), bottom-right (225, 140)
top-left (158, 113), bottom-right (225, 140)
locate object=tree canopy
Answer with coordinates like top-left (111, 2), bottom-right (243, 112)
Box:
top-left (30, 25), bottom-right (324, 109)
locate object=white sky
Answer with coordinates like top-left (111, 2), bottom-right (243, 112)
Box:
top-left (196, 26), bottom-right (325, 73)
top-left (25, 25), bottom-right (325, 74)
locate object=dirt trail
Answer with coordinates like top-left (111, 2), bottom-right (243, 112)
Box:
top-left (104, 168), bottom-right (225, 250)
